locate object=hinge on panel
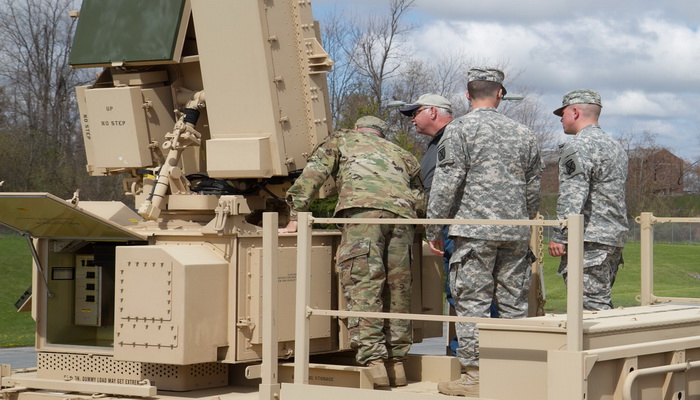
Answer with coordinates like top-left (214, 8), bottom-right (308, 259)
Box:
top-left (213, 199), bottom-right (233, 233)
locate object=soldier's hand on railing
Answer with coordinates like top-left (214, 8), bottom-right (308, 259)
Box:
top-left (548, 241), bottom-right (566, 257)
top-left (428, 239), bottom-right (444, 256)
top-left (278, 220), bottom-right (299, 233)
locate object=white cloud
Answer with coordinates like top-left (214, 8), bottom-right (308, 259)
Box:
top-left (414, 16), bottom-right (700, 91)
top-left (311, 0), bottom-right (700, 160)
top-left (606, 91), bottom-right (692, 118)
top-left (408, 13), bottom-right (700, 160)
top-left (409, 0), bottom-right (700, 26)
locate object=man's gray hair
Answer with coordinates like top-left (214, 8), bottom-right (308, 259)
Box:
top-left (436, 107), bottom-right (452, 117)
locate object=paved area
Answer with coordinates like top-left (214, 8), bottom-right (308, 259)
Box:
top-left (410, 327), bottom-right (449, 355)
top-left (0, 346), bottom-right (37, 369)
top-left (0, 327), bottom-right (448, 371)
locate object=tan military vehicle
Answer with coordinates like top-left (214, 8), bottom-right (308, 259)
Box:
top-left (1, 1), bottom-right (700, 399)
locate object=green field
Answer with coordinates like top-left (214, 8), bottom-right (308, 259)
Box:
top-left (540, 241), bottom-right (700, 312)
top-left (0, 235), bottom-right (35, 348)
top-left (1, 234), bottom-right (699, 348)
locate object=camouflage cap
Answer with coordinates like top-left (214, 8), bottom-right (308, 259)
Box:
top-left (553, 89), bottom-right (602, 116)
top-left (399, 93), bottom-right (453, 116)
top-left (468, 67), bottom-right (507, 95)
top-left (355, 116), bottom-right (389, 136)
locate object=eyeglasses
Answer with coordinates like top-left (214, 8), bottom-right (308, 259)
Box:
top-left (411, 107), bottom-right (431, 118)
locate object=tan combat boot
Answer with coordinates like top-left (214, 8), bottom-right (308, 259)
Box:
top-left (437, 366), bottom-right (479, 397)
top-left (386, 360), bottom-right (407, 387)
top-left (366, 359), bottom-right (390, 388)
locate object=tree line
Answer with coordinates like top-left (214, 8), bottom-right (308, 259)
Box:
top-left (0, 0), bottom-right (124, 201)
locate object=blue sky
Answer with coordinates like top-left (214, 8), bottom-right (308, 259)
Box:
top-left (311, 0), bottom-right (700, 161)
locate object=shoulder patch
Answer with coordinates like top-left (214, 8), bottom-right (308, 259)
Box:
top-left (561, 144), bottom-right (583, 177)
top-left (436, 137), bottom-right (454, 166)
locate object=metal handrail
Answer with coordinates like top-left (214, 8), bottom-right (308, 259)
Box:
top-left (282, 212), bottom-right (586, 388)
top-left (306, 307), bottom-right (565, 328)
top-left (257, 211), bottom-right (700, 399)
top-left (643, 216), bottom-right (700, 224)
top-left (637, 212), bottom-right (700, 306)
top-left (311, 217), bottom-right (564, 227)
top-left (622, 360), bottom-right (700, 400)
top-left (260, 213), bottom-right (281, 400)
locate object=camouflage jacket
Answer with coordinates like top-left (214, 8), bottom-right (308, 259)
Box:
top-left (286, 129), bottom-right (425, 220)
top-left (552, 124), bottom-right (628, 247)
top-left (426, 107), bottom-right (543, 241)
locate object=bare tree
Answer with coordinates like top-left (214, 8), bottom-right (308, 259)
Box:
top-left (0, 0), bottom-right (77, 191)
top-left (0, 0), bottom-right (115, 199)
top-left (385, 53), bottom-right (468, 157)
top-left (0, 0), bottom-right (80, 143)
top-left (321, 4), bottom-right (556, 163)
top-left (616, 131), bottom-right (691, 216)
top-left (684, 160), bottom-right (700, 194)
top-left (386, 56), bottom-right (557, 159)
top-left (318, 0), bottom-right (416, 130)
top-left (349, 0), bottom-right (415, 109)
top-left (501, 85), bottom-right (559, 152)
top-left (680, 156), bottom-right (700, 194)
top-left (319, 6), bottom-right (361, 130)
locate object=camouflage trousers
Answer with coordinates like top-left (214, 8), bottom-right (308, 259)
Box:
top-left (336, 208), bottom-right (414, 365)
top-left (559, 243), bottom-right (624, 311)
top-left (449, 237), bottom-right (532, 367)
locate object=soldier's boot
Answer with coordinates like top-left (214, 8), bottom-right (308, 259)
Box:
top-left (437, 367), bottom-right (479, 397)
top-left (386, 360), bottom-right (407, 387)
top-left (366, 359), bottom-right (390, 388)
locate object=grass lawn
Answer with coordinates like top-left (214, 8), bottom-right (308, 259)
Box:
top-left (0, 235), bottom-right (35, 348)
top-left (1, 234), bottom-right (699, 347)
top-left (541, 241), bottom-right (700, 313)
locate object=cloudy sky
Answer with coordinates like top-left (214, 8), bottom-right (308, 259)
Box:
top-left (311, 0), bottom-right (700, 161)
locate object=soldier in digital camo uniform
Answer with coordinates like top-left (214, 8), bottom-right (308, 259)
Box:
top-left (548, 89), bottom-right (628, 311)
top-left (279, 116), bottom-right (425, 388)
top-left (427, 67), bottom-right (543, 397)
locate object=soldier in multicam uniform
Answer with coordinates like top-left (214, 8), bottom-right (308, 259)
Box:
top-left (548, 89), bottom-right (628, 311)
top-left (427, 67), bottom-right (543, 397)
top-left (279, 116), bottom-right (425, 388)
